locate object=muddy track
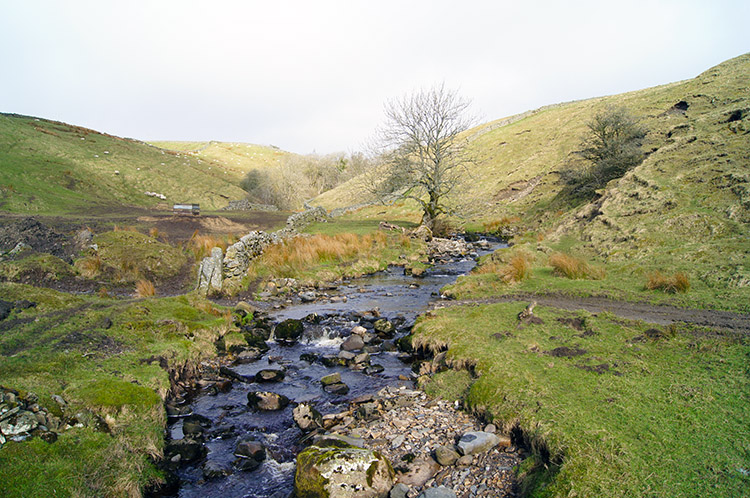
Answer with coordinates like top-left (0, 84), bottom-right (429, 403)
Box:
top-left (435, 293), bottom-right (750, 332)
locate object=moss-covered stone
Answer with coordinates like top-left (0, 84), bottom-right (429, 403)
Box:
top-left (295, 443), bottom-right (394, 498)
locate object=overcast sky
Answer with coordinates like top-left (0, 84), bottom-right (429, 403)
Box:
top-left (1, 1), bottom-right (747, 154)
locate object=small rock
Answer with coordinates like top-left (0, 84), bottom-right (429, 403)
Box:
top-left (341, 334), bottom-right (365, 351)
top-left (455, 455), bottom-right (473, 466)
top-left (483, 423), bottom-right (496, 433)
top-left (299, 291), bottom-right (317, 302)
top-left (457, 431), bottom-right (501, 456)
top-left (324, 383), bottom-right (350, 395)
top-left (365, 364), bottom-right (385, 375)
top-left (203, 459), bottom-right (232, 479)
top-left (397, 457), bottom-right (440, 487)
top-left (418, 486), bottom-right (457, 498)
top-left (293, 403), bottom-right (322, 432)
top-left (234, 436), bottom-right (266, 471)
top-left (390, 482), bottom-right (410, 498)
top-left (320, 373), bottom-right (341, 386)
top-left (434, 445), bottom-right (459, 466)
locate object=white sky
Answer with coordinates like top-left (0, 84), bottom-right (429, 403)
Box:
top-left (1, 0), bottom-right (747, 154)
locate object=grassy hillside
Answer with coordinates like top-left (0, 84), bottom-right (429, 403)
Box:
top-left (149, 141), bottom-right (290, 183)
top-left (315, 54), bottom-right (749, 228)
top-left (315, 54), bottom-right (750, 308)
top-left (0, 115), bottom-right (248, 214)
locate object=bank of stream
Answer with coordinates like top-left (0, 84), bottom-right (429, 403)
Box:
top-left (160, 238), bottom-right (516, 497)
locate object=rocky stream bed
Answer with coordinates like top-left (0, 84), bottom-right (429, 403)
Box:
top-left (154, 237), bottom-right (521, 498)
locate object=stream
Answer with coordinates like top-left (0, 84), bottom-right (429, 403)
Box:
top-left (166, 238), bottom-right (504, 498)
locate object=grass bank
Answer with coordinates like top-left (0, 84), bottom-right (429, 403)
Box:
top-left (443, 241), bottom-right (750, 313)
top-left (0, 283), bottom-right (230, 497)
top-left (413, 301), bottom-right (750, 497)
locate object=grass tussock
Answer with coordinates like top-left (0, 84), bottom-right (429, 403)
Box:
top-left (645, 271), bottom-right (690, 293)
top-left (76, 254), bottom-right (102, 278)
top-left (482, 215), bottom-right (521, 234)
top-left (549, 252), bottom-right (605, 280)
top-left (478, 250), bottom-right (534, 283)
top-left (188, 231), bottom-right (237, 260)
top-left (135, 279), bottom-right (156, 298)
top-left (260, 232), bottom-right (388, 276)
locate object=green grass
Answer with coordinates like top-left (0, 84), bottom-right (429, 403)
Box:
top-left (149, 141), bottom-right (291, 183)
top-left (84, 230), bottom-right (188, 284)
top-left (0, 283), bottom-right (230, 497)
top-left (0, 114), bottom-right (249, 214)
top-left (443, 241), bottom-right (750, 313)
top-left (302, 217), bottom-right (418, 236)
top-left (0, 253), bottom-right (75, 283)
top-left (414, 302), bottom-right (750, 498)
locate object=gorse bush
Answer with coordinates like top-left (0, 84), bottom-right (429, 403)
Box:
top-left (645, 271), bottom-right (690, 293)
top-left (549, 252), bottom-right (605, 280)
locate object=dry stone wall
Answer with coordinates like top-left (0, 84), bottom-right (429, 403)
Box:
top-left (196, 206), bottom-right (330, 295)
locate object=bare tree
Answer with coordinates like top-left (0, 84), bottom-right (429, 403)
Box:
top-left (374, 84), bottom-right (475, 228)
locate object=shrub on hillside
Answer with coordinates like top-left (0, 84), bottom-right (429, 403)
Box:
top-left (562, 106), bottom-right (646, 199)
top-left (645, 271), bottom-right (690, 293)
top-left (549, 252), bottom-right (605, 280)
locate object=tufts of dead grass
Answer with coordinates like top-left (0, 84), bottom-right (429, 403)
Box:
top-left (549, 252), bottom-right (605, 280)
top-left (257, 232), bottom-right (389, 277)
top-left (77, 254), bottom-right (102, 278)
top-left (483, 216), bottom-right (521, 234)
top-left (479, 250), bottom-right (534, 283)
top-left (135, 279), bottom-right (156, 298)
top-left (188, 231), bottom-right (237, 260)
top-left (645, 271), bottom-right (690, 293)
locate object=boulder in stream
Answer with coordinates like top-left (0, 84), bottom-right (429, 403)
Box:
top-left (255, 369), bottom-right (285, 383)
top-left (247, 391), bottom-right (290, 411)
top-left (274, 318), bottom-right (304, 345)
top-left (341, 334), bottom-right (365, 351)
top-left (234, 435), bottom-right (266, 471)
top-left (295, 439), bottom-right (394, 498)
top-left (373, 319), bottom-right (395, 337)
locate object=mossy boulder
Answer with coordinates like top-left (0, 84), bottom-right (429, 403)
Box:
top-left (274, 318), bottom-right (304, 345)
top-left (295, 440), bottom-right (394, 498)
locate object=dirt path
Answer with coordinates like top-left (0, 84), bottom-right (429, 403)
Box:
top-left (434, 293), bottom-right (750, 332)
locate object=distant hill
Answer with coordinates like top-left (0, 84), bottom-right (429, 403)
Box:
top-left (0, 115), bottom-right (251, 213)
top-left (149, 141), bottom-right (292, 183)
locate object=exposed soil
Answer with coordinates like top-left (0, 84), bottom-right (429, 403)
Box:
top-left (0, 218), bottom-right (74, 261)
top-left (0, 209), bottom-right (288, 245)
top-left (437, 293), bottom-right (750, 333)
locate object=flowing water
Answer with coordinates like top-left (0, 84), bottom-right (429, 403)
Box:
top-left (168, 238), bottom-right (504, 498)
